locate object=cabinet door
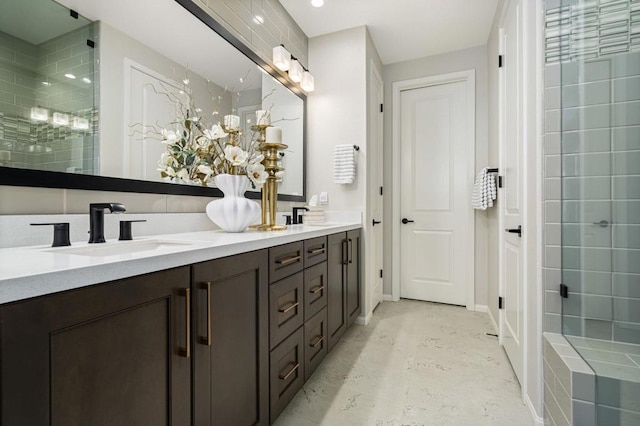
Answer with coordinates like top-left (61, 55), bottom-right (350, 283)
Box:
top-left (0, 267), bottom-right (191, 426)
top-left (192, 250), bottom-right (269, 426)
top-left (347, 229), bottom-right (361, 327)
top-left (269, 326), bottom-right (305, 423)
top-left (304, 261), bottom-right (328, 321)
top-left (327, 232), bottom-right (347, 351)
top-left (269, 272), bottom-right (304, 349)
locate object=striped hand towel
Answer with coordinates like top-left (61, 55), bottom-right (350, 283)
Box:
top-left (471, 167), bottom-right (497, 210)
top-left (334, 144), bottom-right (356, 184)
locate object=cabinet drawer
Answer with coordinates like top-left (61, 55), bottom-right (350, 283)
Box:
top-left (303, 236), bottom-right (327, 267)
top-left (269, 272), bottom-right (304, 349)
top-left (269, 241), bottom-right (304, 283)
top-left (270, 327), bottom-right (305, 423)
top-left (304, 261), bottom-right (328, 321)
top-left (304, 307), bottom-right (328, 381)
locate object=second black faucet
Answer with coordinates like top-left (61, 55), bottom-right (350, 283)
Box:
top-left (89, 203), bottom-right (126, 243)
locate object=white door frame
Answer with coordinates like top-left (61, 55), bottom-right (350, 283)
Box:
top-left (391, 70), bottom-right (476, 309)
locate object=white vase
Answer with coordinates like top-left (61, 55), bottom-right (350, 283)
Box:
top-left (206, 174), bottom-right (260, 232)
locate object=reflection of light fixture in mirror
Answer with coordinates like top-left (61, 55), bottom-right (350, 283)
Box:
top-left (273, 45), bottom-right (291, 71)
top-left (311, 0), bottom-right (324, 7)
top-left (53, 112), bottom-right (70, 127)
top-left (64, 73), bottom-right (76, 79)
top-left (301, 70), bottom-right (315, 92)
top-left (72, 117), bottom-right (89, 130)
top-left (41, 81), bottom-right (52, 87)
top-left (82, 77), bottom-right (92, 84)
top-left (289, 59), bottom-right (303, 83)
top-left (30, 107), bottom-right (49, 121)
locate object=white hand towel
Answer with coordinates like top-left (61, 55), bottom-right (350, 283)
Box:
top-left (472, 167), bottom-right (497, 210)
top-left (334, 144), bottom-right (356, 184)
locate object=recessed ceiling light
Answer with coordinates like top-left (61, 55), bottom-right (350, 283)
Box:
top-left (311, 0), bottom-right (324, 7)
top-left (64, 73), bottom-right (76, 79)
top-left (41, 81), bottom-right (52, 87)
top-left (253, 15), bottom-right (264, 24)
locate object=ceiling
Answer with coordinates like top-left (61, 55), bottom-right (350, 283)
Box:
top-left (279, 0), bottom-right (500, 65)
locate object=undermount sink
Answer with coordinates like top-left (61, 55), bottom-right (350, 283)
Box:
top-left (44, 240), bottom-right (197, 257)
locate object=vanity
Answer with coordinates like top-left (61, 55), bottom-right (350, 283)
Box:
top-left (0, 223), bottom-right (361, 425)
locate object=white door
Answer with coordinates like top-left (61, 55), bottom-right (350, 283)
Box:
top-left (127, 64), bottom-right (183, 182)
top-left (399, 80), bottom-right (473, 306)
top-left (499, 0), bottom-right (524, 385)
top-left (370, 63), bottom-right (384, 310)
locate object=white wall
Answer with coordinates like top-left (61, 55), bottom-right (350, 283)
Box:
top-left (382, 46), bottom-right (489, 307)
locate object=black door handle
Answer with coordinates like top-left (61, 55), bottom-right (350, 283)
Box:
top-left (372, 219), bottom-right (382, 226)
top-left (505, 225), bottom-right (522, 237)
top-left (402, 218), bottom-right (414, 224)
top-left (593, 220), bottom-right (609, 228)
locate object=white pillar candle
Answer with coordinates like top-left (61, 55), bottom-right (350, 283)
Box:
top-left (266, 126), bottom-right (282, 143)
top-left (256, 110), bottom-right (271, 125)
top-left (224, 114), bottom-right (240, 131)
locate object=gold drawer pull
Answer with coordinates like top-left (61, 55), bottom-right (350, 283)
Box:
top-left (279, 362), bottom-right (300, 381)
top-left (309, 285), bottom-right (325, 294)
top-left (307, 247), bottom-right (325, 255)
top-left (310, 335), bottom-right (324, 348)
top-left (278, 301), bottom-right (299, 313)
top-left (276, 255), bottom-right (301, 265)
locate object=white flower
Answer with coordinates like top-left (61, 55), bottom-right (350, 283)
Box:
top-left (197, 164), bottom-right (213, 177)
top-left (224, 145), bottom-right (248, 166)
top-left (249, 153), bottom-right (264, 164)
top-left (204, 124), bottom-right (228, 140)
top-left (164, 166), bottom-right (176, 177)
top-left (247, 162), bottom-right (268, 187)
top-left (176, 168), bottom-right (190, 181)
top-left (161, 129), bottom-right (177, 143)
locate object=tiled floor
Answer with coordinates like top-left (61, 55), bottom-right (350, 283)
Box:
top-left (274, 299), bottom-right (533, 425)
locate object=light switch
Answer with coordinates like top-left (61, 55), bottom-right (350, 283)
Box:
top-left (319, 192), bottom-right (328, 205)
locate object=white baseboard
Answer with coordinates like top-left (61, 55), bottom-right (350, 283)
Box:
top-left (355, 311), bottom-right (372, 325)
top-left (383, 294), bottom-right (394, 301)
top-left (525, 394), bottom-right (545, 426)
top-left (474, 304), bottom-right (488, 313)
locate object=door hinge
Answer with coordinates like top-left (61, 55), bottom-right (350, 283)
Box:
top-left (498, 176), bottom-right (503, 188)
top-left (380, 269), bottom-right (383, 278)
top-left (380, 186), bottom-right (383, 196)
top-left (499, 55), bottom-right (503, 68)
top-left (498, 296), bottom-right (504, 310)
top-left (560, 284), bottom-right (569, 298)
top-left (380, 103), bottom-right (384, 113)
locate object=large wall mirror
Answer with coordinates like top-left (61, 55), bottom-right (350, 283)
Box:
top-left (0, 0), bottom-right (306, 201)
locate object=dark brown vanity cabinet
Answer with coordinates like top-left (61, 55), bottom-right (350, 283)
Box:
top-left (192, 249), bottom-right (269, 426)
top-left (327, 229), bottom-right (361, 351)
top-left (0, 267), bottom-right (192, 426)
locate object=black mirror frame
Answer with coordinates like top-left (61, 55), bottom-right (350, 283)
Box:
top-left (0, 0), bottom-right (306, 203)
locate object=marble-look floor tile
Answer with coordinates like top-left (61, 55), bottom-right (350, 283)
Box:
top-left (274, 299), bottom-right (532, 425)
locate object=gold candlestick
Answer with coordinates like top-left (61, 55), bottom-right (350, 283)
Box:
top-left (250, 124), bottom-right (271, 229)
top-left (221, 125), bottom-right (240, 174)
top-left (259, 141), bottom-right (287, 231)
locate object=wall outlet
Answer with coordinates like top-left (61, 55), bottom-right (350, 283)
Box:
top-left (319, 192), bottom-right (328, 205)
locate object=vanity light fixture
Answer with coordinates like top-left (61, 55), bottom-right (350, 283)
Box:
top-left (311, 0), bottom-right (324, 7)
top-left (30, 107), bottom-right (49, 122)
top-left (52, 112), bottom-right (70, 127)
top-left (289, 59), bottom-right (303, 83)
top-left (64, 73), bottom-right (76, 79)
top-left (301, 70), bottom-right (315, 92)
top-left (273, 45), bottom-right (291, 71)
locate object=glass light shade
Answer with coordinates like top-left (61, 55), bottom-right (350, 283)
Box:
top-left (301, 71), bottom-right (315, 92)
top-left (273, 45), bottom-right (291, 72)
top-left (72, 117), bottom-right (90, 130)
top-left (30, 107), bottom-right (49, 121)
top-left (52, 112), bottom-right (69, 126)
top-left (289, 59), bottom-right (303, 83)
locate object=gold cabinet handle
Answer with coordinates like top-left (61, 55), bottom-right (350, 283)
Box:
top-left (199, 282), bottom-right (212, 346)
top-left (309, 285), bottom-right (325, 294)
top-left (179, 288), bottom-right (191, 358)
top-left (279, 362), bottom-right (300, 381)
top-left (310, 335), bottom-right (324, 348)
top-left (278, 301), bottom-right (299, 313)
top-left (276, 255), bottom-right (301, 265)
top-left (307, 247), bottom-right (325, 255)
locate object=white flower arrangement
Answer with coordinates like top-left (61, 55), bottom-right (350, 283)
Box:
top-left (151, 80), bottom-right (271, 188)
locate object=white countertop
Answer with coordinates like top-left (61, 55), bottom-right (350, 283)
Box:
top-left (0, 221), bottom-right (361, 305)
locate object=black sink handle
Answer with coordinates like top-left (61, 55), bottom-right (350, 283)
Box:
top-left (402, 218), bottom-right (414, 224)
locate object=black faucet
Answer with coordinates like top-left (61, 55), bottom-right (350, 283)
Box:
top-left (292, 207), bottom-right (309, 224)
top-left (89, 203), bottom-right (126, 243)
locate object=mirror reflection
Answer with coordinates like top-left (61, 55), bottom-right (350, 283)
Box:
top-left (0, 0), bottom-right (305, 197)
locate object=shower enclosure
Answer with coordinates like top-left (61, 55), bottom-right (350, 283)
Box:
top-left (549, 0), bottom-right (640, 424)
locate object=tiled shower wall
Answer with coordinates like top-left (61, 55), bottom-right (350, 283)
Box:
top-left (0, 24), bottom-right (96, 173)
top-left (544, 0), bottom-right (640, 343)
